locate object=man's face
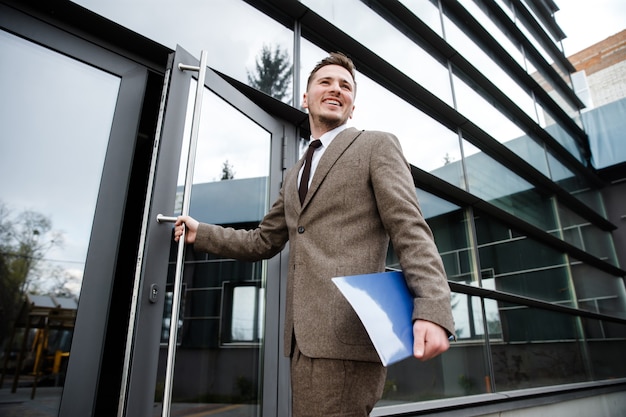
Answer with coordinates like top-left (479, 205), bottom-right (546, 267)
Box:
top-left (303, 64), bottom-right (355, 131)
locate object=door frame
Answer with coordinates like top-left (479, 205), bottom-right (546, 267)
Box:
top-left (122, 46), bottom-right (297, 417)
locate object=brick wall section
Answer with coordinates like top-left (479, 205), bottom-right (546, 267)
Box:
top-left (568, 30), bottom-right (626, 108)
top-left (568, 30), bottom-right (626, 76)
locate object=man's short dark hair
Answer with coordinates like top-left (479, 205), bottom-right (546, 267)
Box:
top-left (306, 52), bottom-right (357, 92)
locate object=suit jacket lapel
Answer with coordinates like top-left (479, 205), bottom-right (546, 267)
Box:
top-left (302, 127), bottom-right (363, 208)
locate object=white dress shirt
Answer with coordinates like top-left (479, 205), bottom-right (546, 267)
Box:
top-left (298, 124), bottom-right (349, 189)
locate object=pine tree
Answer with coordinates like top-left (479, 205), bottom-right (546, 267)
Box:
top-left (247, 44), bottom-right (292, 102)
top-left (221, 160), bottom-right (235, 180)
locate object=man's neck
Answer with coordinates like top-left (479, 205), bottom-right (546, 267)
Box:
top-left (310, 119), bottom-right (346, 139)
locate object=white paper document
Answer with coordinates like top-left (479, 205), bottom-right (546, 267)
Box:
top-left (332, 271), bottom-right (414, 366)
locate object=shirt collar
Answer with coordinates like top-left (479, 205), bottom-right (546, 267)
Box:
top-left (312, 124), bottom-right (349, 148)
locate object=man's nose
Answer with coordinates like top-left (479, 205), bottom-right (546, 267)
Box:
top-left (328, 80), bottom-right (341, 92)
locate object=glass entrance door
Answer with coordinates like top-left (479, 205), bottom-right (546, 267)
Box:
top-left (122, 46), bottom-right (289, 417)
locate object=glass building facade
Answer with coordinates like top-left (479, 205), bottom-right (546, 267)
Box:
top-left (1, 0), bottom-right (625, 416)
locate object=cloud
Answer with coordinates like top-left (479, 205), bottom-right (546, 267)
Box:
top-left (556, 0), bottom-right (626, 55)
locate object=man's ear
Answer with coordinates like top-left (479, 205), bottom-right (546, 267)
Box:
top-left (302, 92), bottom-right (308, 109)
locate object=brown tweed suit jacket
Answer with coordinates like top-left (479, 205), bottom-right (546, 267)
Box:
top-left (194, 127), bottom-right (454, 362)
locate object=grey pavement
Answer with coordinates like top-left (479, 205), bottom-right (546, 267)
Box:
top-left (0, 385), bottom-right (257, 416)
top-left (0, 386), bottom-right (62, 417)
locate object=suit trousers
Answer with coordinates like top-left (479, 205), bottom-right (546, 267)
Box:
top-left (290, 342), bottom-right (387, 416)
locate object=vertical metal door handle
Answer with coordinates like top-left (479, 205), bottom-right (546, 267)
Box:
top-left (161, 50), bottom-right (209, 417)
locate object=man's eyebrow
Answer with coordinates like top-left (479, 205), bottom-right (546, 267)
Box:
top-left (317, 75), bottom-right (354, 87)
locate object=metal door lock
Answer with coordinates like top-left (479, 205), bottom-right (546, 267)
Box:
top-left (149, 284), bottom-right (159, 303)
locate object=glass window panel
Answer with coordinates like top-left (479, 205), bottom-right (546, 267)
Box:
top-left (558, 204), bottom-right (618, 266)
top-left (229, 285), bottom-right (265, 343)
top-left (502, 132), bottom-right (551, 177)
top-left (298, 38), bottom-right (328, 103)
top-left (493, 0), bottom-right (514, 21)
top-left (187, 289), bottom-right (221, 318)
top-left (512, 7), bottom-right (570, 88)
top-left (582, 319), bottom-right (626, 380)
top-left (517, 1), bottom-right (560, 45)
top-left (462, 139), bottom-right (557, 231)
top-left (72, 0), bottom-right (294, 100)
top-left (301, 0), bottom-right (454, 106)
top-left (159, 82), bottom-right (272, 412)
top-left (398, 0), bottom-right (444, 37)
top-left (447, 1), bottom-right (537, 122)
top-left (0, 29), bottom-right (119, 413)
top-left (492, 307), bottom-right (587, 390)
top-left (387, 190), bottom-right (475, 282)
top-left (543, 117), bottom-right (584, 163)
top-left (530, 71), bottom-right (582, 125)
top-left (522, 51), bottom-right (539, 76)
top-left (570, 259), bottom-right (626, 319)
top-left (453, 292), bottom-right (490, 340)
top-left (183, 319), bottom-right (219, 349)
top-left (475, 212), bottom-right (573, 303)
top-left (452, 73), bottom-right (526, 145)
top-left (383, 193), bottom-right (489, 402)
top-left (352, 76), bottom-right (463, 183)
top-left (547, 153), bottom-right (606, 215)
top-left (459, 0), bottom-right (526, 68)
top-left (381, 293), bottom-right (490, 403)
top-left (161, 284), bottom-right (186, 345)
top-left (413, 191), bottom-right (473, 282)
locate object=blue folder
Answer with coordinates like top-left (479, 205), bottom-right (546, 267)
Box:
top-left (332, 271), bottom-right (414, 366)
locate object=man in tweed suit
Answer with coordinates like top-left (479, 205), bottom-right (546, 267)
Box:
top-left (175, 52), bottom-right (454, 416)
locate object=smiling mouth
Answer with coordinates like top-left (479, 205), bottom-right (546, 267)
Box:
top-left (324, 99), bottom-right (341, 107)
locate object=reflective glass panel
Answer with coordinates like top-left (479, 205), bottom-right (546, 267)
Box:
top-left (72, 0), bottom-right (294, 101)
top-left (570, 259), bottom-right (626, 319)
top-left (301, 0), bottom-right (454, 106)
top-left (512, 7), bottom-right (571, 88)
top-left (380, 293), bottom-right (490, 403)
top-left (502, 132), bottom-right (550, 177)
top-left (547, 152), bottom-right (606, 214)
top-left (0, 30), bottom-right (119, 412)
top-left (413, 191), bottom-right (473, 284)
top-left (155, 84), bottom-right (271, 416)
top-left (581, 319), bottom-right (626, 380)
top-left (474, 211), bottom-right (572, 304)
top-left (492, 306), bottom-right (588, 390)
top-left (445, 2), bottom-right (537, 122)
top-left (351, 76), bottom-right (463, 185)
top-left (462, 139), bottom-right (557, 231)
top-left (382, 192), bottom-right (490, 403)
top-left (460, 0), bottom-right (526, 68)
top-left (558, 204), bottom-right (618, 266)
top-left (452, 73), bottom-right (525, 145)
top-left (398, 0), bottom-right (444, 37)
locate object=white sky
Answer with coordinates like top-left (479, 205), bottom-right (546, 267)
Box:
top-left (556, 0), bottom-right (626, 55)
